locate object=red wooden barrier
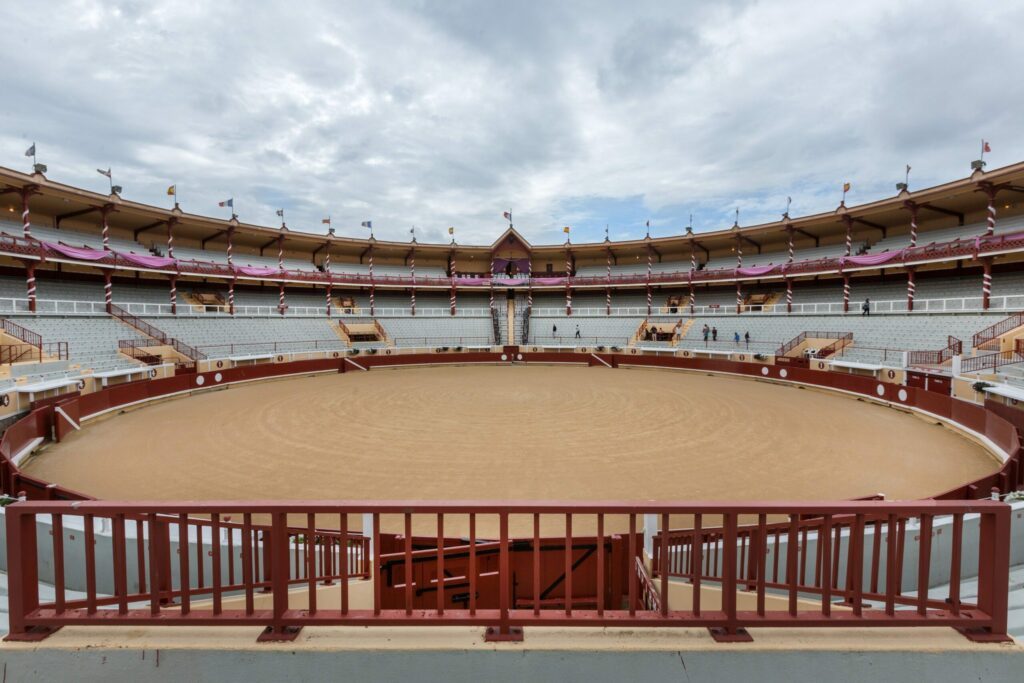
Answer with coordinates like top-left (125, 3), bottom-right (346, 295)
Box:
top-left (3, 500), bottom-right (1010, 644)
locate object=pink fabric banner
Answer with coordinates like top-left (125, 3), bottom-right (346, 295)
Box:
top-left (492, 277), bottom-right (530, 286)
top-left (116, 251), bottom-right (177, 268)
top-left (42, 241), bottom-right (109, 261)
top-left (235, 266), bottom-right (282, 277)
top-left (736, 265), bottom-right (778, 276)
top-left (532, 277), bottom-right (564, 285)
top-left (841, 250), bottom-right (905, 267)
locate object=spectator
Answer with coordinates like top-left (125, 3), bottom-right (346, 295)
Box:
top-left (575, 324), bottom-right (581, 339)
top-left (712, 327), bottom-right (718, 342)
top-left (862, 298), bottom-right (870, 316)
top-left (734, 331), bottom-right (740, 346)
top-left (702, 325), bottom-right (709, 344)
top-left (744, 331), bottom-right (751, 348)
top-left (553, 324), bottom-right (558, 336)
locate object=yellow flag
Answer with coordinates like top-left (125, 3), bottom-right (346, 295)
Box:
top-left (842, 182), bottom-right (851, 193)
top-left (448, 226), bottom-right (454, 235)
top-left (166, 185), bottom-right (176, 196)
top-left (563, 226), bottom-right (570, 234)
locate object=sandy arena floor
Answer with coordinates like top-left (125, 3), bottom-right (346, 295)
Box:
top-left (24, 365), bottom-right (1001, 536)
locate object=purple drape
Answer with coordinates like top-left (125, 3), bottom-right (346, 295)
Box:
top-left (736, 265), bottom-right (777, 276)
top-left (117, 252), bottom-right (177, 268)
top-left (42, 242), bottom-right (108, 261)
top-left (842, 250), bottom-right (905, 267)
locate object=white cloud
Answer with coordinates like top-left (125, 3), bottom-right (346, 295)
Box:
top-left (1, 0), bottom-right (1021, 244)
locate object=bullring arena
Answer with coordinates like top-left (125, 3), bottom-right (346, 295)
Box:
top-left (23, 366), bottom-right (1001, 537)
top-left (0, 156), bottom-right (1023, 682)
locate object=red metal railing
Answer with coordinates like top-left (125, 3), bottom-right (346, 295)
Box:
top-left (908, 336), bottom-right (963, 366)
top-left (961, 348), bottom-right (1024, 374)
top-left (195, 340), bottom-right (348, 356)
top-left (776, 331), bottom-right (851, 357)
top-left (651, 500), bottom-right (1010, 642)
top-left (3, 500), bottom-right (1010, 643)
top-left (109, 305), bottom-right (205, 361)
top-left (972, 311), bottom-right (1024, 349)
top-left (815, 333), bottom-right (853, 359)
top-left (1, 318), bottom-right (43, 357)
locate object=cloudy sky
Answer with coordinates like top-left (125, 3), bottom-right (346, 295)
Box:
top-left (1, 0), bottom-right (1021, 245)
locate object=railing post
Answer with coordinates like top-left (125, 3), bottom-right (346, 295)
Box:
top-left (959, 505), bottom-right (1012, 642)
top-left (485, 511), bottom-right (523, 642)
top-left (4, 505), bottom-right (58, 641)
top-left (257, 512), bottom-right (301, 641)
top-left (709, 512), bottom-right (752, 642)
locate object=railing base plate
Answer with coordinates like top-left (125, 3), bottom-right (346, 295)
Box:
top-left (708, 627), bottom-right (753, 643)
top-left (484, 626), bottom-right (524, 642)
top-left (956, 627), bottom-right (1014, 643)
top-left (257, 625), bottom-right (303, 643)
top-left (4, 625), bottom-right (61, 642)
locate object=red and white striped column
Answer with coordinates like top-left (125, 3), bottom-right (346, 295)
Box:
top-left (735, 236), bottom-right (743, 268)
top-left (646, 244), bottom-right (653, 315)
top-left (25, 262), bottom-right (36, 312)
top-left (103, 270), bottom-right (113, 313)
top-left (736, 281), bottom-right (742, 314)
top-left (228, 277), bottom-right (235, 316)
top-left (278, 282), bottom-right (286, 316)
top-left (606, 248), bottom-right (612, 315)
top-left (166, 219), bottom-right (175, 258)
top-left (325, 243), bottom-right (332, 317)
top-left (688, 279), bottom-right (695, 314)
top-left (982, 258), bottom-right (993, 310)
top-left (906, 267), bottom-right (916, 312)
top-left (169, 275), bottom-right (177, 315)
top-left (489, 257), bottom-right (495, 311)
top-left (526, 258), bottom-right (533, 310)
top-left (690, 240), bottom-right (697, 272)
top-left (277, 235), bottom-right (284, 270)
top-left (843, 215), bottom-right (853, 256)
top-left (448, 251), bottom-right (456, 316)
top-left (786, 226), bottom-right (795, 264)
top-left (409, 246), bottom-right (416, 316)
top-left (842, 275), bottom-right (851, 313)
top-left (21, 189), bottom-right (31, 239)
top-left (565, 249), bottom-right (572, 316)
top-left (785, 278), bottom-right (793, 313)
top-left (978, 185), bottom-right (995, 239)
top-left (101, 205), bottom-right (112, 250)
top-left (370, 244), bottom-right (376, 316)
top-left (907, 202), bottom-right (918, 247)
top-left (226, 226), bottom-right (235, 266)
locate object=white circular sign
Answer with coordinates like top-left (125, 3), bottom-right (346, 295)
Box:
top-left (761, 367), bottom-right (769, 376)
top-left (517, 353), bottom-right (523, 360)
top-left (876, 384), bottom-right (886, 396)
top-left (501, 354), bottom-right (508, 361)
top-left (898, 388), bottom-right (908, 402)
top-left (779, 368), bottom-right (788, 379)
top-left (195, 375), bottom-right (205, 386)
top-left (214, 373), bottom-right (223, 382)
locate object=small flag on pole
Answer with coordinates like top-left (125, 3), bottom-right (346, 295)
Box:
top-left (276, 209), bottom-right (284, 217)
top-left (447, 226), bottom-right (454, 235)
top-left (503, 211), bottom-right (511, 221)
top-left (843, 182), bottom-right (851, 193)
top-left (166, 185), bottom-right (176, 196)
top-left (563, 226), bottom-right (570, 234)
top-left (983, 140), bottom-right (991, 154)
top-left (97, 168), bottom-right (112, 178)
top-left (218, 198), bottom-right (234, 208)
top-left (322, 217), bottom-right (331, 226)
top-left (24, 143), bottom-right (35, 158)
top-left (362, 221), bottom-right (373, 229)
